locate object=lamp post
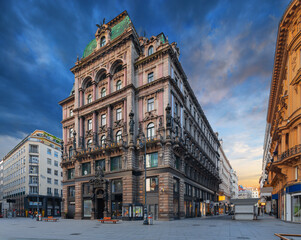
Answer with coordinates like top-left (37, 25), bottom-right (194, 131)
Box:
top-left (139, 132), bottom-right (148, 225)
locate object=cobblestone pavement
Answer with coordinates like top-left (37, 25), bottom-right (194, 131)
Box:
top-left (0, 215), bottom-right (300, 240)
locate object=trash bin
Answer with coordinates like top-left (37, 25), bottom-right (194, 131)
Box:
top-left (148, 213), bottom-right (153, 225)
top-left (39, 214), bottom-right (42, 221)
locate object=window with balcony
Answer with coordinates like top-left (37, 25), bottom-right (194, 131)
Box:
top-left (101, 87), bottom-right (106, 97)
top-left (147, 122), bottom-right (155, 139)
top-left (87, 94), bottom-right (92, 104)
top-left (29, 155), bottom-right (39, 164)
top-left (30, 186), bottom-right (38, 194)
top-left (146, 177), bottom-right (158, 192)
top-left (100, 36), bottom-right (106, 47)
top-left (147, 98), bottom-right (154, 111)
top-left (146, 152), bottom-right (158, 168)
top-left (68, 168), bottom-right (75, 180)
top-left (147, 72), bottom-right (154, 83)
top-left (88, 119), bottom-right (92, 131)
top-left (111, 156), bottom-right (122, 171)
top-left (148, 46), bottom-right (153, 56)
top-left (82, 162), bottom-right (91, 176)
top-left (29, 176), bottom-right (38, 184)
top-left (116, 131), bottom-right (122, 143)
top-left (101, 114), bottom-right (106, 126)
top-left (29, 145), bottom-right (38, 153)
top-left (116, 108), bottom-right (122, 121)
top-left (116, 80), bottom-right (122, 91)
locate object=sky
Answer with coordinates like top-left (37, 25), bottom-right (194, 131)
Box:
top-left (0, 0), bottom-right (291, 187)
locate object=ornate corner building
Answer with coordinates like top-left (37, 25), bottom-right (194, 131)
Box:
top-left (59, 11), bottom-right (220, 220)
top-left (262, 0), bottom-right (301, 223)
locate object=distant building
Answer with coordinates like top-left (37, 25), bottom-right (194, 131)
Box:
top-left (1, 130), bottom-right (62, 217)
top-left (238, 186), bottom-right (252, 199)
top-left (59, 11), bottom-right (220, 221)
top-left (0, 160), bottom-right (4, 214)
top-left (230, 169), bottom-right (238, 199)
top-left (262, 0), bottom-right (301, 223)
top-left (218, 139), bottom-right (232, 214)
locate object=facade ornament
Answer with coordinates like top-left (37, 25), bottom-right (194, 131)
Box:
top-left (159, 117), bottom-right (163, 128)
top-left (73, 131), bottom-right (77, 150)
top-left (129, 110), bottom-right (135, 135)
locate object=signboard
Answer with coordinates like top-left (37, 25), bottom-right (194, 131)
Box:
top-left (218, 196), bottom-right (225, 201)
top-left (29, 201), bottom-right (42, 206)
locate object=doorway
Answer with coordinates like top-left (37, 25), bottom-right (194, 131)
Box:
top-left (97, 198), bottom-right (104, 219)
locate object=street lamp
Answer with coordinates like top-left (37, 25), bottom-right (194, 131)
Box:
top-left (139, 132), bottom-right (148, 225)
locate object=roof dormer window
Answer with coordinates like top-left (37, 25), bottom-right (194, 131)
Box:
top-left (100, 36), bottom-right (106, 47)
top-left (148, 46), bottom-right (153, 56)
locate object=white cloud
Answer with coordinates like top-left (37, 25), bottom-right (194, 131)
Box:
top-left (0, 134), bottom-right (27, 159)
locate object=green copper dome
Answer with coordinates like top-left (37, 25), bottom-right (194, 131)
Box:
top-left (82, 39), bottom-right (97, 58)
top-left (82, 15), bottom-right (131, 59)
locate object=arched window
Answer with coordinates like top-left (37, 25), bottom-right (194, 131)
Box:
top-left (148, 46), bottom-right (153, 56)
top-left (99, 74), bottom-right (106, 82)
top-left (100, 135), bottom-right (106, 146)
top-left (116, 130), bottom-right (122, 143)
top-left (116, 80), bottom-right (122, 91)
top-left (69, 146), bottom-right (73, 158)
top-left (100, 36), bottom-right (106, 47)
top-left (114, 65), bottom-right (123, 74)
top-left (87, 94), bottom-right (92, 104)
top-left (87, 139), bottom-right (92, 149)
top-left (147, 122), bottom-right (155, 139)
top-left (86, 80), bottom-right (92, 88)
top-left (101, 88), bottom-right (106, 97)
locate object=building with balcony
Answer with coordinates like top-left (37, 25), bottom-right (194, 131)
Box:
top-left (263, 0), bottom-right (301, 223)
top-left (1, 130), bottom-right (62, 217)
top-left (59, 11), bottom-right (220, 221)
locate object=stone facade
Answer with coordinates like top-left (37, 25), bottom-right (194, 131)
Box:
top-left (263, 0), bottom-right (301, 223)
top-left (59, 11), bottom-right (220, 221)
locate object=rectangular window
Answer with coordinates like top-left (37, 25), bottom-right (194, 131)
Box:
top-left (68, 186), bottom-right (75, 197)
top-left (146, 177), bottom-right (158, 192)
top-left (54, 170), bottom-right (58, 176)
top-left (68, 168), bottom-right (75, 180)
top-left (95, 159), bottom-right (106, 171)
top-left (173, 178), bottom-right (179, 193)
top-left (54, 179), bottom-right (58, 185)
top-left (116, 108), bottom-right (122, 121)
top-left (111, 156), bottom-right (122, 171)
top-left (111, 179), bottom-right (122, 193)
top-left (146, 152), bottom-right (158, 168)
top-left (54, 188), bottom-right (59, 196)
top-left (47, 168), bottom-right (51, 174)
top-left (47, 178), bottom-right (51, 184)
top-left (47, 158), bottom-right (51, 165)
top-left (69, 128), bottom-right (73, 138)
top-left (82, 162), bottom-right (91, 176)
top-left (29, 144), bottom-right (38, 153)
top-left (47, 187), bottom-right (52, 195)
top-left (147, 72), bottom-right (154, 83)
top-left (174, 102), bottom-right (178, 116)
top-left (47, 148), bottom-right (51, 155)
top-left (101, 114), bottom-right (106, 126)
top-left (54, 151), bottom-right (58, 158)
top-left (175, 156), bottom-right (180, 170)
top-left (70, 109), bottom-right (73, 117)
top-left (88, 119), bottom-right (92, 131)
top-left (54, 160), bottom-right (58, 167)
top-left (147, 98), bottom-right (154, 112)
top-left (29, 176), bottom-right (38, 184)
top-left (29, 155), bottom-right (39, 164)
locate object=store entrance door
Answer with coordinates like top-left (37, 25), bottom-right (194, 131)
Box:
top-left (97, 198), bottom-right (104, 219)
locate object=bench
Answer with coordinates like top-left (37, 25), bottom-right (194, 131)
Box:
top-left (43, 216), bottom-right (59, 222)
top-left (98, 217), bottom-right (119, 224)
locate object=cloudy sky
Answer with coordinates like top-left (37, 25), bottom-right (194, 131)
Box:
top-left (0, 0), bottom-right (291, 187)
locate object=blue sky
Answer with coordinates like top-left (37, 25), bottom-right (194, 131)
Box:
top-left (0, 0), bottom-right (291, 186)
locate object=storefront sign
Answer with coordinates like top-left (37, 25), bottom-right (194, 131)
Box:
top-left (29, 201), bottom-right (42, 206)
